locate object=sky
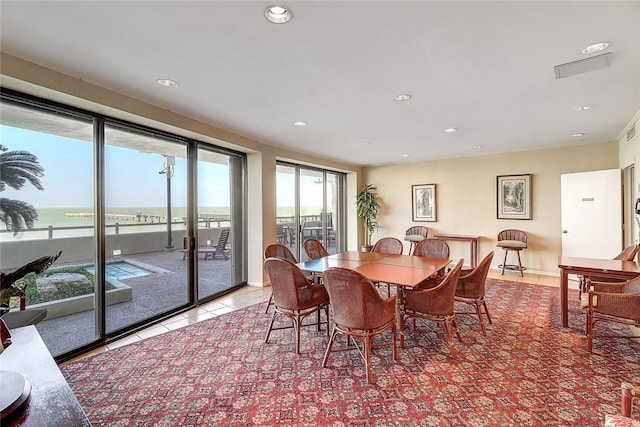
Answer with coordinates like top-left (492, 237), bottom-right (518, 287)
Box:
top-left (1, 124), bottom-right (231, 208)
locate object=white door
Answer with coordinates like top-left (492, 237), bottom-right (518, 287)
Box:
top-left (561, 169), bottom-right (622, 258)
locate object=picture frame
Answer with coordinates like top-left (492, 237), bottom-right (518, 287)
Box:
top-left (412, 184), bottom-right (436, 222)
top-left (497, 174), bottom-right (532, 220)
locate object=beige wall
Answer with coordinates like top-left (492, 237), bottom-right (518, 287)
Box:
top-left (618, 111), bottom-right (640, 246)
top-left (363, 143), bottom-right (619, 276)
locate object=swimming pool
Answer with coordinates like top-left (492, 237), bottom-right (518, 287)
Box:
top-left (85, 262), bottom-right (153, 280)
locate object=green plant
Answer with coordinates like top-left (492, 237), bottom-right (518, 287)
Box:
top-left (356, 184), bottom-right (380, 248)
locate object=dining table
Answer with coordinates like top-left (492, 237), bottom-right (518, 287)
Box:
top-left (297, 251), bottom-right (452, 335)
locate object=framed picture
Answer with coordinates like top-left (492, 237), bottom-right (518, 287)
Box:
top-left (412, 184), bottom-right (436, 222)
top-left (497, 174), bottom-right (532, 220)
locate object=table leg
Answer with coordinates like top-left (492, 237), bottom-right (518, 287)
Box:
top-left (561, 269), bottom-right (569, 327)
top-left (471, 240), bottom-right (478, 268)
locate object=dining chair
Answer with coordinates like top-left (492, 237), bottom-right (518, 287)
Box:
top-left (322, 267), bottom-right (397, 384)
top-left (604, 382), bottom-right (639, 425)
top-left (405, 226), bottom-right (429, 255)
top-left (582, 275), bottom-right (640, 352)
top-left (399, 259), bottom-right (464, 356)
top-left (412, 238), bottom-right (450, 288)
top-left (454, 251), bottom-right (495, 335)
top-left (496, 229), bottom-right (528, 276)
top-left (370, 237), bottom-right (404, 296)
top-left (263, 243), bottom-right (298, 313)
top-left (263, 257), bottom-right (330, 354)
top-left (303, 238), bottom-right (329, 260)
top-left (578, 244), bottom-right (638, 297)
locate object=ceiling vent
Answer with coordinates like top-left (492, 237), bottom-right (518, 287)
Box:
top-left (554, 53), bottom-right (611, 79)
top-left (627, 125), bottom-right (636, 142)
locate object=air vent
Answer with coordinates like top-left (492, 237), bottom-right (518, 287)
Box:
top-left (554, 53), bottom-right (611, 79)
top-left (627, 125), bottom-right (636, 141)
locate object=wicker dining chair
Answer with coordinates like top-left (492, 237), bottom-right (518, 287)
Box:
top-left (322, 267), bottom-right (397, 384)
top-left (454, 251), bottom-right (495, 336)
top-left (399, 259), bottom-right (464, 356)
top-left (582, 275), bottom-right (640, 352)
top-left (263, 257), bottom-right (330, 354)
top-left (303, 238), bottom-right (329, 260)
top-left (263, 243), bottom-right (299, 313)
top-left (413, 238), bottom-right (450, 289)
top-left (370, 237), bottom-right (404, 296)
top-left (578, 245), bottom-right (638, 296)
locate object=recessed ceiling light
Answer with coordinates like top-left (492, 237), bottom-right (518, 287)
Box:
top-left (444, 128), bottom-right (458, 133)
top-left (394, 94), bottom-right (412, 102)
top-left (401, 154), bottom-right (409, 157)
top-left (575, 105), bottom-right (592, 112)
top-left (362, 142), bottom-right (371, 146)
top-left (293, 121), bottom-right (307, 126)
top-left (472, 145), bottom-right (482, 149)
top-left (572, 132), bottom-right (585, 137)
top-left (157, 79), bottom-right (179, 88)
top-left (265, 5), bottom-right (291, 24)
top-left (581, 42), bottom-right (609, 55)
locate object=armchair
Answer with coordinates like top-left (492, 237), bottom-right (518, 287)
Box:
top-left (455, 251), bottom-right (495, 335)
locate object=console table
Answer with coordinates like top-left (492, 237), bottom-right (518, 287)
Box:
top-left (0, 325), bottom-right (91, 426)
top-left (433, 234), bottom-right (480, 268)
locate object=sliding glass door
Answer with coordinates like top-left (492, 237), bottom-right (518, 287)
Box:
top-left (276, 162), bottom-right (345, 261)
top-left (104, 124), bottom-right (189, 334)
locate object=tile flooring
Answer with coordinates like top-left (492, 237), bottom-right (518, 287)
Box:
top-left (66, 270), bottom-right (563, 363)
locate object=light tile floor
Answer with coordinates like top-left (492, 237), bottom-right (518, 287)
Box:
top-left (66, 270), bottom-right (565, 363)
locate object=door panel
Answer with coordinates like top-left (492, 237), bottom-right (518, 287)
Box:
top-left (561, 169), bottom-right (622, 258)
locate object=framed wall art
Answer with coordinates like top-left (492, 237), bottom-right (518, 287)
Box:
top-left (412, 184), bottom-right (436, 222)
top-left (497, 174), bottom-right (532, 220)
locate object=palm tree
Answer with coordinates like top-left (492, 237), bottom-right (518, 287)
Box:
top-left (0, 144), bottom-right (44, 234)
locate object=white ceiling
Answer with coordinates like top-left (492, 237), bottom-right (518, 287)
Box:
top-left (1, 1), bottom-right (639, 166)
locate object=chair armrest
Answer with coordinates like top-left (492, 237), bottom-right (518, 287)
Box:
top-left (587, 279), bottom-right (626, 294)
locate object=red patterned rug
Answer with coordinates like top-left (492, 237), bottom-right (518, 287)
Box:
top-left (61, 279), bottom-right (640, 426)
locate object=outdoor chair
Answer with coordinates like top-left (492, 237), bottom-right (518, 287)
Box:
top-left (370, 237), bottom-right (404, 296)
top-left (413, 238), bottom-right (450, 288)
top-left (263, 243), bottom-right (299, 313)
top-left (182, 228), bottom-right (230, 260)
top-left (322, 267), bottom-right (397, 384)
top-left (578, 244), bottom-right (638, 297)
top-left (303, 238), bottom-right (329, 260)
top-left (496, 229), bottom-right (528, 276)
top-left (400, 259), bottom-right (464, 356)
top-left (405, 226), bottom-right (429, 255)
top-left (454, 251), bottom-right (495, 336)
top-left (582, 275), bottom-right (640, 352)
top-left (263, 257), bottom-right (329, 354)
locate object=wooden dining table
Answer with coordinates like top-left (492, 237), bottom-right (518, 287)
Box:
top-left (297, 251), bottom-right (452, 333)
top-left (557, 255), bottom-right (640, 327)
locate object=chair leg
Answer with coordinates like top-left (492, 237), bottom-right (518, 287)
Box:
top-left (587, 308), bottom-right (593, 352)
top-left (391, 323), bottom-right (398, 361)
top-left (264, 292), bottom-right (273, 314)
top-left (322, 328), bottom-right (339, 367)
top-left (516, 250), bottom-right (524, 277)
top-left (482, 300), bottom-right (492, 324)
top-left (294, 315), bottom-right (302, 354)
top-left (474, 302), bottom-right (487, 336)
top-left (264, 310), bottom-right (278, 343)
top-left (501, 250), bottom-right (508, 275)
top-left (443, 319), bottom-right (457, 357)
top-left (364, 335), bottom-right (372, 384)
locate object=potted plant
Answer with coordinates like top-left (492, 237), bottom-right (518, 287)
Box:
top-left (356, 184), bottom-right (380, 251)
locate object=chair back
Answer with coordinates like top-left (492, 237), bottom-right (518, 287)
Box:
top-left (456, 251), bottom-right (495, 299)
top-left (405, 226), bottom-right (429, 238)
top-left (614, 245), bottom-right (638, 262)
top-left (497, 229), bottom-right (527, 244)
top-left (371, 237), bottom-right (403, 254)
top-left (303, 238), bottom-right (329, 260)
top-left (264, 243), bottom-right (297, 263)
top-left (323, 267), bottom-right (396, 330)
top-left (216, 228), bottom-right (230, 251)
top-left (264, 257), bottom-right (324, 311)
top-left (413, 238), bottom-right (450, 259)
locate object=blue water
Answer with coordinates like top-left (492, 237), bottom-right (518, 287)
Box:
top-left (85, 262), bottom-right (152, 280)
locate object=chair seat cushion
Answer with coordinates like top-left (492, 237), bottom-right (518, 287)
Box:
top-left (496, 240), bottom-right (527, 249)
top-left (604, 414), bottom-right (640, 426)
top-left (405, 235), bottom-right (426, 242)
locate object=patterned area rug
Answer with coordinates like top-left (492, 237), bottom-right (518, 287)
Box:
top-left (61, 279), bottom-right (640, 426)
